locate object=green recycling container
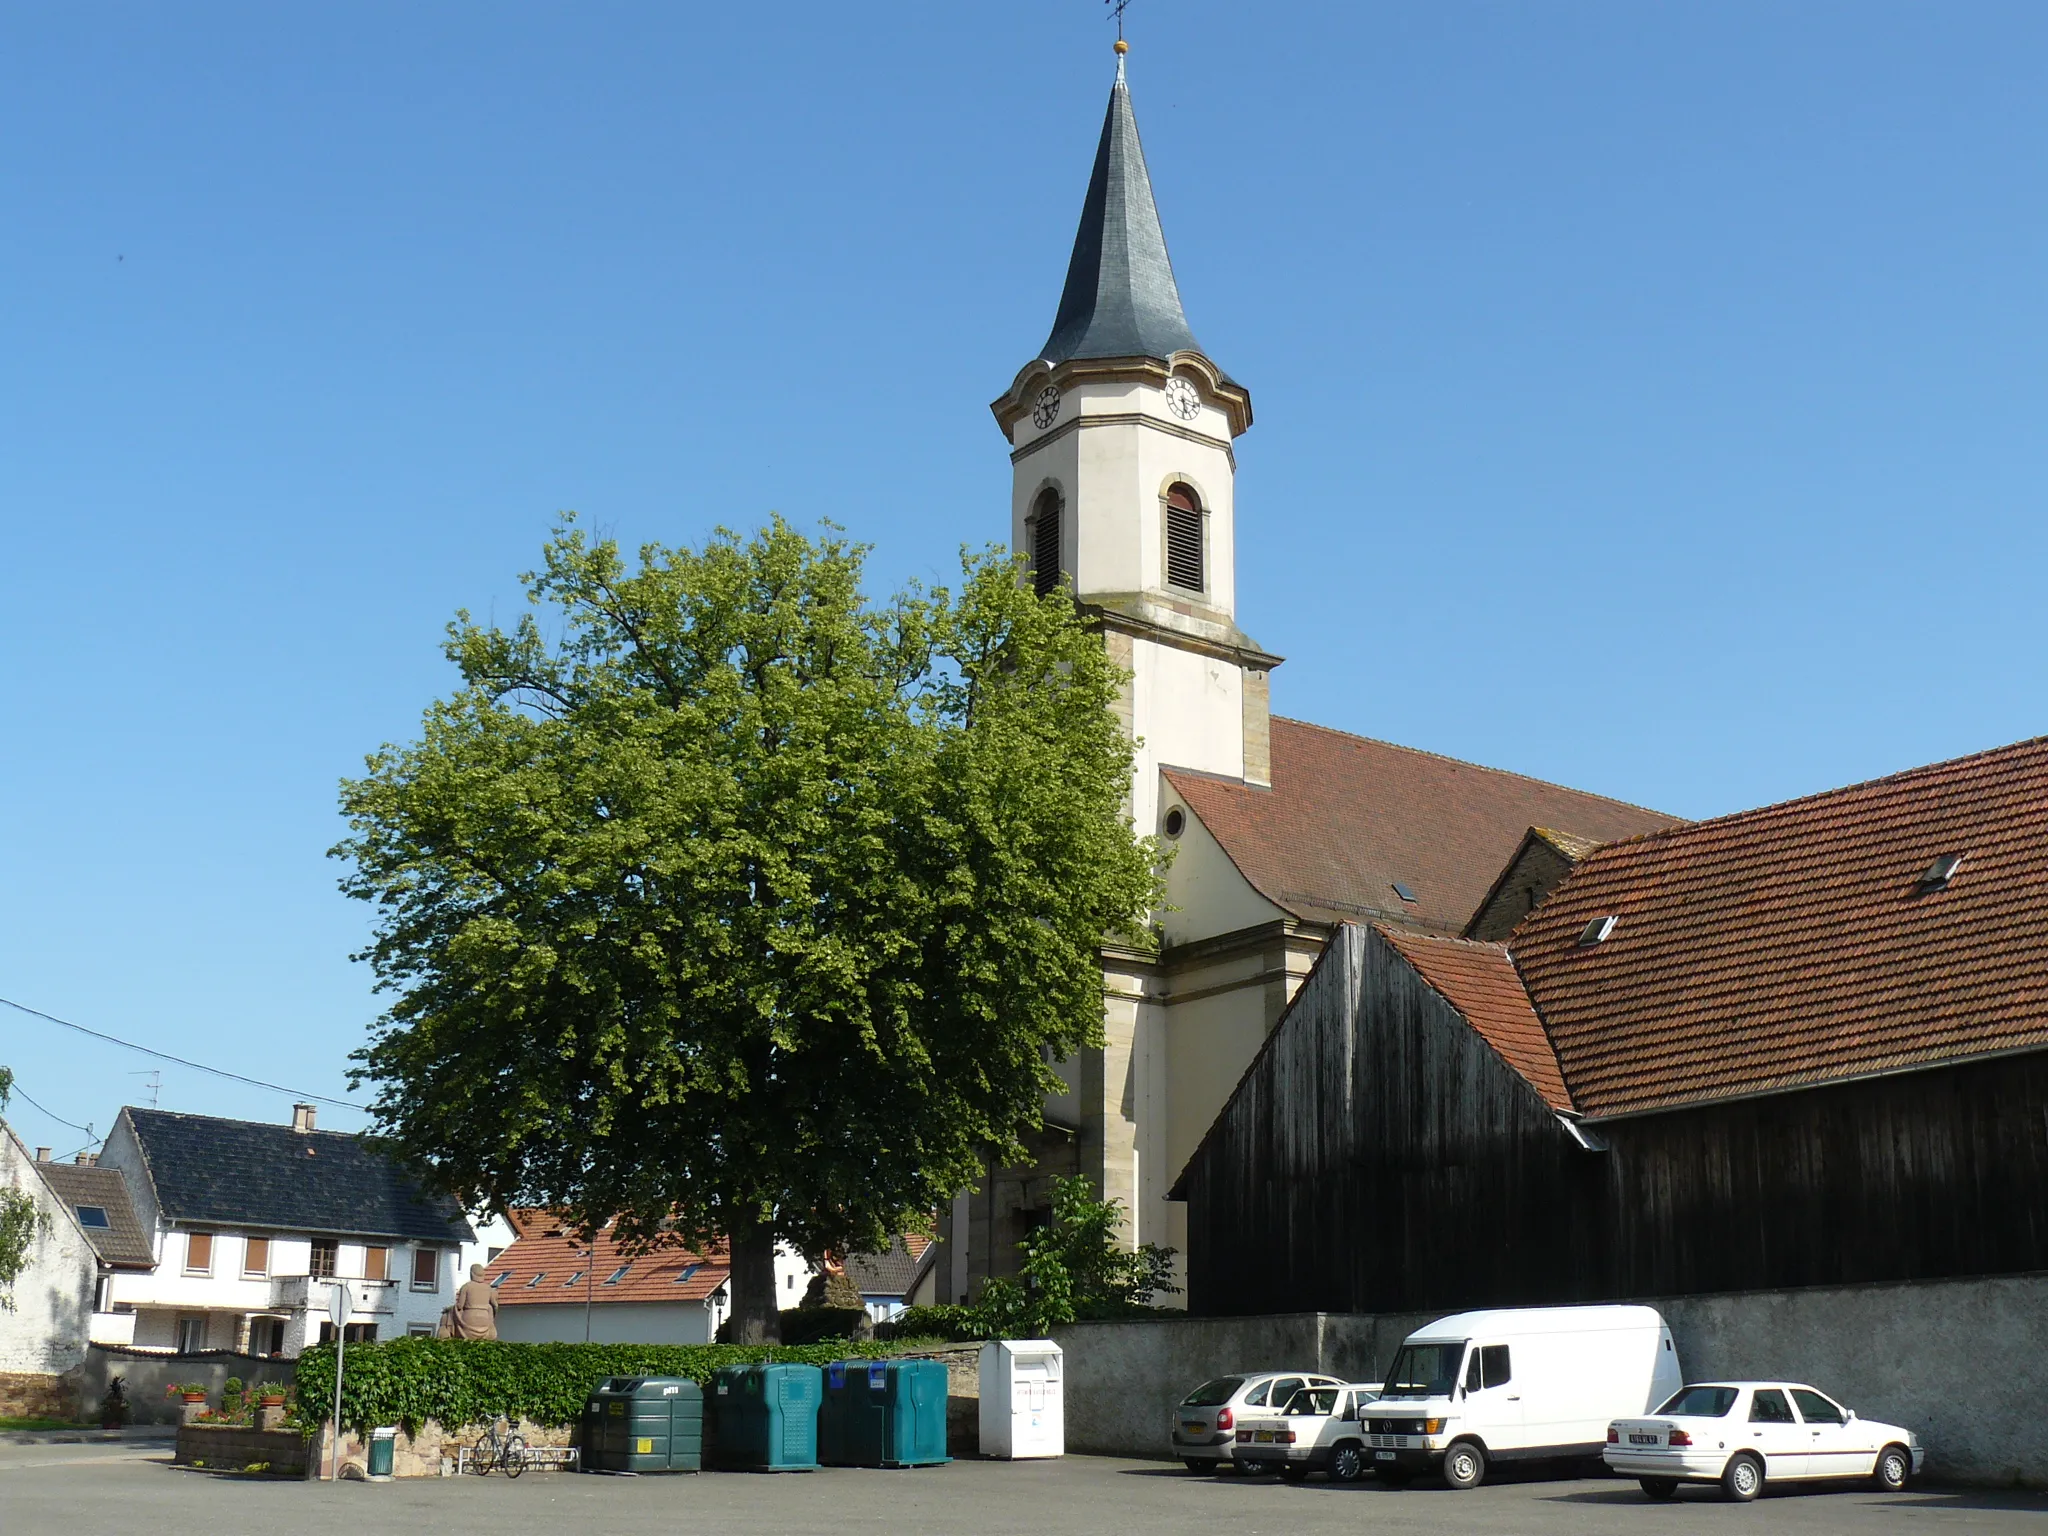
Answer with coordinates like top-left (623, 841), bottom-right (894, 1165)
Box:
top-left (819, 1358), bottom-right (949, 1468)
top-left (582, 1377), bottom-right (704, 1472)
top-left (707, 1363), bottom-right (820, 1471)
top-left (367, 1427), bottom-right (396, 1479)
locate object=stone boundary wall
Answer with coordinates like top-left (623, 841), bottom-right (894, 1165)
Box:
top-left (318, 1417), bottom-right (575, 1479)
top-left (0, 1369), bottom-right (77, 1420)
top-left (175, 1425), bottom-right (308, 1476)
top-left (1048, 1271), bottom-right (2048, 1487)
top-left (68, 1346), bottom-right (280, 1425)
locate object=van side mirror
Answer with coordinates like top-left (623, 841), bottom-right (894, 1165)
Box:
top-left (1845, 1409), bottom-right (1855, 1422)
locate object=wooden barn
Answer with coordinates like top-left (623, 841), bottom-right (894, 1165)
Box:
top-left (1170, 736), bottom-right (2048, 1315)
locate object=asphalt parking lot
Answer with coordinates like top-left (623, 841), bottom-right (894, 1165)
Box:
top-left (5, 1442), bottom-right (2046, 1535)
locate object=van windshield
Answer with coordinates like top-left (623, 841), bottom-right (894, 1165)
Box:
top-left (1656, 1386), bottom-right (1739, 1418)
top-left (1380, 1342), bottom-right (1467, 1398)
top-left (1181, 1377), bottom-right (1245, 1408)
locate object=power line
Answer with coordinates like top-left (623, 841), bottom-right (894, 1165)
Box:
top-left (0, 994), bottom-right (360, 1113)
top-left (8, 1079), bottom-right (96, 1137)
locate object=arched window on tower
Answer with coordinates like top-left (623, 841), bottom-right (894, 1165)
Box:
top-left (1031, 487), bottom-right (1063, 597)
top-left (1165, 483), bottom-right (1204, 593)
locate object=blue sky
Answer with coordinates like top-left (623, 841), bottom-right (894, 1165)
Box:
top-left (4, 2), bottom-right (2045, 1145)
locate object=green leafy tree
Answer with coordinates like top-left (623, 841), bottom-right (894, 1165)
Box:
top-left (336, 518), bottom-right (1159, 1341)
top-left (0, 1068), bottom-right (53, 1312)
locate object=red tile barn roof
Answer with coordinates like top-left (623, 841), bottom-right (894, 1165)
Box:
top-left (1513, 734), bottom-right (2048, 1119)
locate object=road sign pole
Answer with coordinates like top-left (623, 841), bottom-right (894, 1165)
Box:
top-left (328, 1282), bottom-right (352, 1482)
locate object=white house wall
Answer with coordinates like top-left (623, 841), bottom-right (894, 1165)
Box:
top-left (496, 1301), bottom-right (716, 1347)
top-left (0, 1124), bottom-right (95, 1375)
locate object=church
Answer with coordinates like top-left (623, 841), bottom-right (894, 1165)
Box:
top-left (930, 44), bottom-right (1678, 1305)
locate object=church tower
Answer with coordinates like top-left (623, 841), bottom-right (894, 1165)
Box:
top-left (953, 45), bottom-right (1282, 1295)
top-left (990, 46), bottom-right (1280, 837)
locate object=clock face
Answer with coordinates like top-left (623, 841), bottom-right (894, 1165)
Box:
top-left (1031, 385), bottom-right (1062, 431)
top-left (1164, 375), bottom-right (1201, 421)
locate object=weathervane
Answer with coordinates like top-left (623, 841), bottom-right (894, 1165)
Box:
top-left (1107, 0), bottom-right (1131, 46)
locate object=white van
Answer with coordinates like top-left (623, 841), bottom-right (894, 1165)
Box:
top-left (1365, 1305), bottom-right (1683, 1489)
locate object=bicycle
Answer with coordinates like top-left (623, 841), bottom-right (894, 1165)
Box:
top-left (471, 1416), bottom-right (527, 1478)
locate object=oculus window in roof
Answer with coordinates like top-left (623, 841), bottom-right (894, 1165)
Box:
top-left (75, 1205), bottom-right (110, 1228)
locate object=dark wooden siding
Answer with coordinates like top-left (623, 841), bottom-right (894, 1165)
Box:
top-left (1178, 925), bottom-right (2048, 1315)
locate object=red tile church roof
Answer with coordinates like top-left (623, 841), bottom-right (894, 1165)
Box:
top-left (1166, 718), bottom-right (1679, 935)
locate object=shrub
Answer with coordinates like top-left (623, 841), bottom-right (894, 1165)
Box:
top-left (294, 1336), bottom-right (897, 1435)
top-left (777, 1307), bottom-right (869, 1346)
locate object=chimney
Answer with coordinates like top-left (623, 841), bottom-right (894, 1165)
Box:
top-left (74, 1151), bottom-right (95, 1165)
top-left (33, 1147), bottom-right (50, 1162)
top-left (291, 1104), bottom-right (317, 1133)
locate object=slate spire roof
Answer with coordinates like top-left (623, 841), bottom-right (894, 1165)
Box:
top-left (1039, 57), bottom-right (1207, 369)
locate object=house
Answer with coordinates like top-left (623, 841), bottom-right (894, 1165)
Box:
top-left (1172, 735), bottom-right (2048, 1315)
top-left (0, 1119), bottom-right (97, 1398)
top-left (94, 1103), bottom-right (478, 1354)
top-left (936, 48), bottom-right (1678, 1301)
top-left (482, 1217), bottom-right (821, 1343)
top-left (843, 1236), bottom-right (939, 1324)
top-left (30, 1150), bottom-right (157, 1346)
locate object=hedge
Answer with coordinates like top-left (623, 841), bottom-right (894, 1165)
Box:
top-left (295, 1336), bottom-right (896, 1434)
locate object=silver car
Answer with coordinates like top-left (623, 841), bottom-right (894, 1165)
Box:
top-left (1171, 1371), bottom-right (1348, 1472)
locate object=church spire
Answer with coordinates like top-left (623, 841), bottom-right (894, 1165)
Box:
top-left (1038, 52), bottom-right (1205, 369)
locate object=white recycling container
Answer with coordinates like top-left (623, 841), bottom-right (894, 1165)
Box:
top-left (978, 1339), bottom-right (1064, 1459)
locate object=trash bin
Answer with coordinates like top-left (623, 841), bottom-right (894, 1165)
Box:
top-left (368, 1426), bottom-right (397, 1480)
top-left (978, 1340), bottom-right (1063, 1459)
top-left (819, 1358), bottom-right (949, 1468)
top-left (707, 1363), bottom-right (820, 1471)
top-left (582, 1377), bottom-right (704, 1472)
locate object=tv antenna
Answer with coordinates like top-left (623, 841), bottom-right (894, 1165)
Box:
top-left (131, 1069), bottom-right (161, 1108)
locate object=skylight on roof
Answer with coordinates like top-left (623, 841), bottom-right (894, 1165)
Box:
top-left (525, 1272), bottom-right (547, 1288)
top-left (75, 1205), bottom-right (109, 1228)
top-left (490, 1272), bottom-right (509, 1288)
top-left (1920, 853), bottom-right (1965, 888)
top-left (674, 1263), bottom-right (701, 1283)
top-left (564, 1271), bottom-right (585, 1287)
top-left (604, 1263), bottom-right (632, 1285)
top-left (1578, 916), bottom-right (1618, 947)
top-left (1392, 882), bottom-right (1418, 904)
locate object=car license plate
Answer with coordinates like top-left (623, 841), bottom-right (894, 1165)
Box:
top-left (1181, 1422), bottom-right (1204, 1434)
top-left (1376, 1451), bottom-right (1396, 1461)
top-left (1255, 1430), bottom-right (1275, 1442)
top-left (1630, 1433), bottom-right (1660, 1445)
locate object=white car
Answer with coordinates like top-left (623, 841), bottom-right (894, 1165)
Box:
top-left (1232, 1381), bottom-right (1384, 1482)
top-left (1606, 1381), bottom-right (1925, 1501)
top-left (1170, 1371), bottom-right (1347, 1472)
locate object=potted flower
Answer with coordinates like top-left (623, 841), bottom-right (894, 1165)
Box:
top-left (170, 1382), bottom-right (210, 1425)
top-left (255, 1382), bottom-right (288, 1431)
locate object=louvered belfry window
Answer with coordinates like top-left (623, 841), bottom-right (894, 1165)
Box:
top-left (1166, 484), bottom-right (1204, 592)
top-left (1031, 487), bottom-right (1063, 597)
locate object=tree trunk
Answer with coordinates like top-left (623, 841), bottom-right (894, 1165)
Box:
top-left (727, 1221), bottom-right (782, 1344)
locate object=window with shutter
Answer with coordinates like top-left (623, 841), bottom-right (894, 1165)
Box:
top-left (309, 1238), bottom-right (338, 1279)
top-left (364, 1245), bottom-right (388, 1282)
top-left (1165, 485), bottom-right (1203, 592)
top-left (412, 1246), bottom-right (439, 1290)
top-left (242, 1236), bottom-right (269, 1277)
top-left (1031, 488), bottom-right (1062, 598)
top-left (184, 1232), bottom-right (213, 1276)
